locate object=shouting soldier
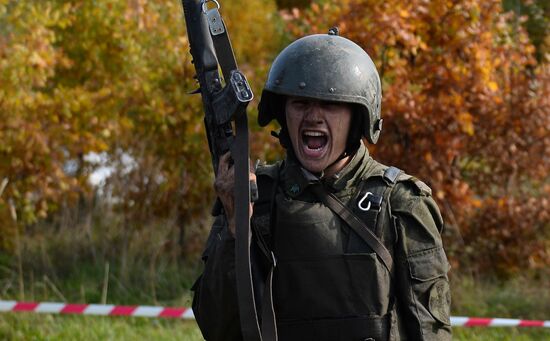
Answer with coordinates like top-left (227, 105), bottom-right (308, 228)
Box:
top-left (192, 30), bottom-right (452, 341)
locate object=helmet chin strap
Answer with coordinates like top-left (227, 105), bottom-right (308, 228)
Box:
top-left (318, 142), bottom-right (359, 178)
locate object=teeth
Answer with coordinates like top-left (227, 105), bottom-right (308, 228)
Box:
top-left (303, 131), bottom-right (325, 137)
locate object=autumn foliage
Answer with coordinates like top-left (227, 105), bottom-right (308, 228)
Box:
top-left (0, 0), bottom-right (280, 253)
top-left (0, 0), bottom-right (548, 276)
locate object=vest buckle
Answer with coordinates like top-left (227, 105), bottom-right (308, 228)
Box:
top-left (357, 191), bottom-right (383, 212)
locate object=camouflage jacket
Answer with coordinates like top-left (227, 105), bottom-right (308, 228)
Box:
top-left (192, 142), bottom-right (452, 341)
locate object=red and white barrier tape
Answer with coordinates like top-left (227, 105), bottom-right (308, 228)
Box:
top-left (1, 301), bottom-right (549, 327)
top-left (450, 316), bottom-right (550, 328)
top-left (0, 301), bottom-right (194, 319)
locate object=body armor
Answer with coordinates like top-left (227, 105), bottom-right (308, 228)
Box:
top-left (273, 191), bottom-right (392, 341)
top-left (252, 157), bottom-right (409, 341)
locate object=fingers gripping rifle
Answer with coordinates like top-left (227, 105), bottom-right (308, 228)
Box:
top-left (181, 1), bottom-right (276, 340)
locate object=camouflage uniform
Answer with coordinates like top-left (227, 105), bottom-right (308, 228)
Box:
top-left (193, 29), bottom-right (451, 341)
top-left (192, 142), bottom-right (452, 340)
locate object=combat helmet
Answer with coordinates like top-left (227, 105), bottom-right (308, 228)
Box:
top-left (258, 28), bottom-right (383, 144)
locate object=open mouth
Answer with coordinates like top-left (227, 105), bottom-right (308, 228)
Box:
top-left (301, 130), bottom-right (328, 157)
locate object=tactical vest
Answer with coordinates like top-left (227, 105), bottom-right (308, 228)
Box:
top-left (252, 162), bottom-right (426, 341)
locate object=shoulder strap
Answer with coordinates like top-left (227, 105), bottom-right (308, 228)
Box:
top-left (354, 166), bottom-right (401, 229)
top-left (249, 162), bottom-right (280, 264)
top-left (252, 161), bottom-right (281, 341)
top-left (383, 166), bottom-right (402, 184)
top-left (310, 184), bottom-right (394, 276)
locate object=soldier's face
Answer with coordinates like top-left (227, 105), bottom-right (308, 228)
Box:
top-left (285, 97), bottom-right (352, 175)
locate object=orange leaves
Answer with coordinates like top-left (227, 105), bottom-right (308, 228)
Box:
top-left (424, 152), bottom-right (433, 163)
top-left (399, 9), bottom-right (410, 19)
top-left (487, 81), bottom-right (499, 92)
top-left (310, 2), bottom-right (320, 13)
top-left (466, 194), bottom-right (550, 275)
top-left (458, 112), bottom-right (475, 136)
top-left (29, 52), bottom-right (48, 68)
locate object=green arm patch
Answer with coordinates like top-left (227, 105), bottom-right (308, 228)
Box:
top-left (429, 279), bottom-right (451, 326)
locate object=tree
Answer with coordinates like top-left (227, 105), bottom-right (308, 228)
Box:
top-left (0, 0), bottom-right (283, 253)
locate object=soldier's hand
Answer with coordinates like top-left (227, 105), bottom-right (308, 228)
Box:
top-left (214, 152), bottom-right (256, 236)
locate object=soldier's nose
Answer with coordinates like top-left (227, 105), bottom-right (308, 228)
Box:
top-left (304, 104), bottom-right (323, 124)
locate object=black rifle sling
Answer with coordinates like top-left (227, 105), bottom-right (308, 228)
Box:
top-left (310, 185), bottom-right (394, 276)
top-left (203, 5), bottom-right (237, 82)
top-left (205, 5), bottom-right (276, 341)
top-left (232, 117), bottom-right (262, 341)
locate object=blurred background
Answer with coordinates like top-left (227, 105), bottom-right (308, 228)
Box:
top-left (0, 0), bottom-right (548, 339)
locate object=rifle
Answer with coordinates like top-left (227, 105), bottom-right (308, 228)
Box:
top-left (181, 1), bottom-right (275, 340)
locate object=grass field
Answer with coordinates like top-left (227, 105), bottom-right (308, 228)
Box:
top-left (0, 313), bottom-right (202, 340)
top-left (1, 218), bottom-right (548, 340)
top-left (0, 312), bottom-right (549, 340)
top-left (1, 258), bottom-right (549, 340)
top-left (1, 272), bottom-right (549, 340)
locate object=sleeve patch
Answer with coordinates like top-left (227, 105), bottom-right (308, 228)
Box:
top-left (429, 279), bottom-right (451, 326)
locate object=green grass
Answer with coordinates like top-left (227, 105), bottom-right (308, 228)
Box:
top-left (1, 273), bottom-right (549, 340)
top-left (0, 215), bottom-right (207, 308)
top-left (1, 312), bottom-right (549, 340)
top-left (1, 212), bottom-right (548, 340)
top-left (450, 274), bottom-right (550, 340)
top-left (451, 274), bottom-right (550, 320)
top-left (0, 313), bottom-right (203, 341)
top-left (0, 214), bottom-right (209, 339)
